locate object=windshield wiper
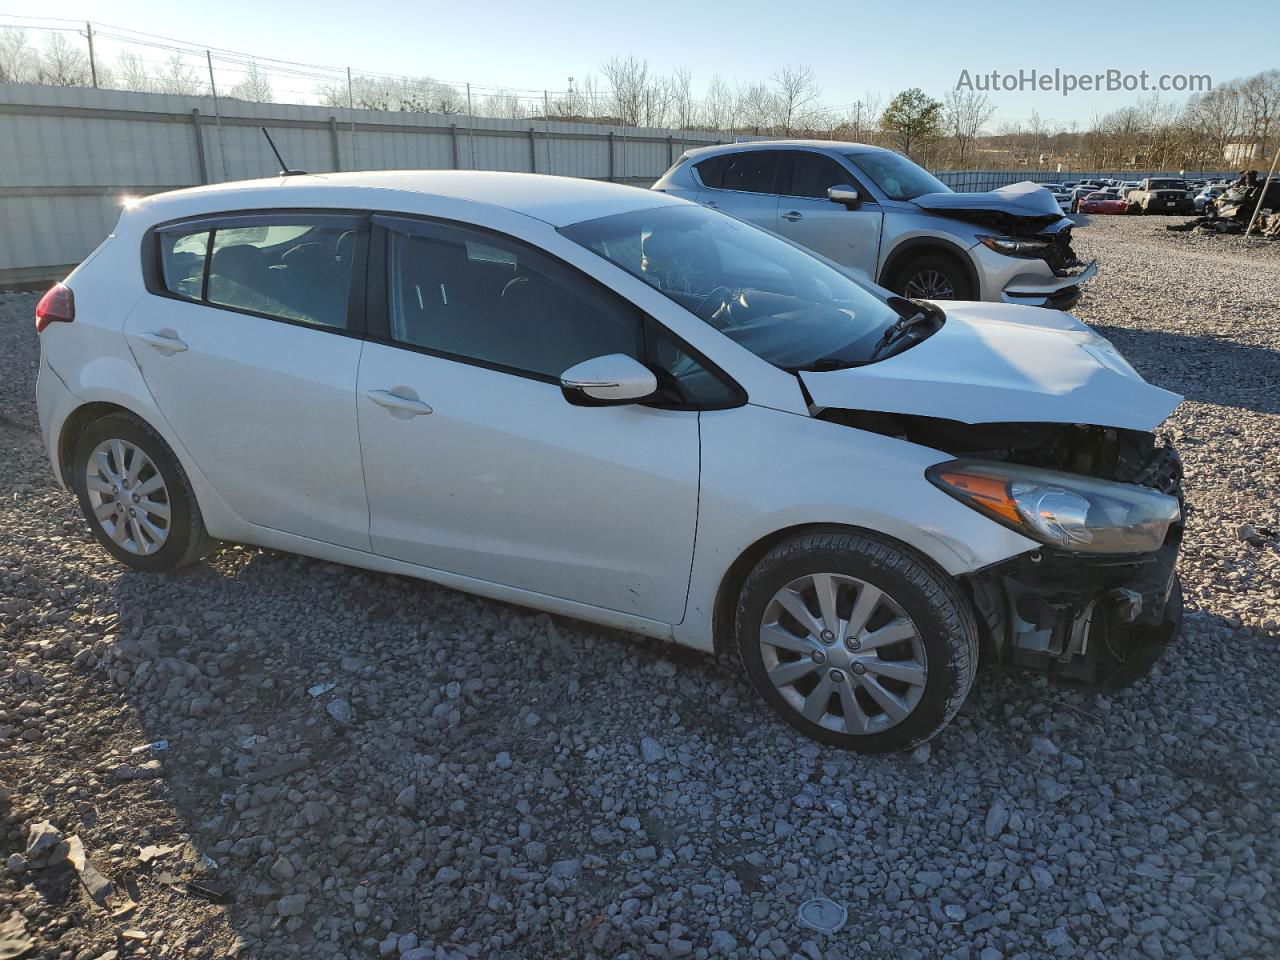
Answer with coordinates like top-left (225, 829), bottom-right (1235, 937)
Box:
top-left (865, 311), bottom-right (928, 362)
top-left (864, 297), bottom-right (944, 363)
top-left (795, 356), bottom-right (865, 372)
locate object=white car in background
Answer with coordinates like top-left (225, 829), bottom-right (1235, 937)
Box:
top-left (36, 171), bottom-right (1184, 752)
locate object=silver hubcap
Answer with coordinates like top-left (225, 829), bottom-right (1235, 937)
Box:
top-left (85, 439), bottom-right (171, 556)
top-left (903, 269), bottom-right (956, 299)
top-left (759, 573), bottom-right (928, 736)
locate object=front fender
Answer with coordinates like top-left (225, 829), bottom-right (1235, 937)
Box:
top-left (674, 404), bottom-right (1037, 651)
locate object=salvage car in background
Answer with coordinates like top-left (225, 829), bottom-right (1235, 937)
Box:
top-left (1068, 184), bottom-right (1099, 212)
top-left (1194, 185), bottom-right (1226, 211)
top-left (1128, 178), bottom-right (1195, 214)
top-left (36, 171), bottom-right (1182, 752)
top-left (1079, 191), bottom-right (1130, 215)
top-left (653, 142), bottom-right (1096, 310)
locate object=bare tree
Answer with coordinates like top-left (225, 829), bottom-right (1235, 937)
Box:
top-left (1241, 69), bottom-right (1280, 164)
top-left (736, 81), bottom-right (776, 135)
top-left (1187, 84), bottom-right (1242, 164)
top-left (701, 74), bottom-right (736, 131)
top-left (771, 64), bottom-right (820, 135)
top-left (484, 90), bottom-right (527, 119)
top-left (38, 31), bottom-right (91, 86)
top-left (669, 67), bottom-right (695, 130)
top-left (155, 54), bottom-right (202, 96)
top-left (229, 60), bottom-right (273, 102)
top-left (942, 89), bottom-right (995, 167)
top-left (114, 51), bottom-right (152, 92)
top-left (0, 28), bottom-right (39, 83)
top-left (600, 55), bottom-right (650, 126)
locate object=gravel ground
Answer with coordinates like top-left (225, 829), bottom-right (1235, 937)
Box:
top-left (1, 217), bottom-right (1278, 960)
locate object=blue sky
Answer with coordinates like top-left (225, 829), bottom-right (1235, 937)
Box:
top-left (4, 0), bottom-right (1273, 126)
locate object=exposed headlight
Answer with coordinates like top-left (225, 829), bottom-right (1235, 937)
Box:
top-left (977, 235), bottom-right (1050, 258)
top-left (927, 460), bottom-right (1180, 554)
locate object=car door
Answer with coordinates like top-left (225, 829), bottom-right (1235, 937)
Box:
top-left (124, 212), bottom-right (372, 550)
top-left (355, 215), bottom-right (702, 623)
top-left (775, 151), bottom-right (884, 280)
top-left (693, 150), bottom-right (782, 232)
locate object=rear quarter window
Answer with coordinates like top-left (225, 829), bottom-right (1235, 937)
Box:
top-left (159, 228), bottom-right (211, 301)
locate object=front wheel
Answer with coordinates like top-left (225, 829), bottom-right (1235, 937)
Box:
top-left (892, 253), bottom-right (974, 301)
top-left (734, 531), bottom-right (979, 753)
top-left (71, 412), bottom-right (213, 571)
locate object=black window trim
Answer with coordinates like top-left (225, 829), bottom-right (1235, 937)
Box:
top-left (142, 209), bottom-right (371, 340)
top-left (367, 211), bottom-right (747, 411)
top-left (777, 150), bottom-right (876, 204)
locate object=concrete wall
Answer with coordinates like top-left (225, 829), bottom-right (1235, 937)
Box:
top-left (0, 84), bottom-right (732, 285)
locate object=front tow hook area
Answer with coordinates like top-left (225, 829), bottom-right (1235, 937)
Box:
top-left (967, 542), bottom-right (1184, 689)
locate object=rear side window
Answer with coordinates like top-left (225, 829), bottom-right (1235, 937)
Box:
top-left (694, 155), bottom-right (730, 189)
top-left (151, 216), bottom-right (361, 331)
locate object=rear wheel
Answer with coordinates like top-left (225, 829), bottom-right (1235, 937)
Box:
top-left (734, 531), bottom-right (979, 752)
top-left (71, 412), bottom-right (213, 571)
top-left (893, 252), bottom-right (974, 301)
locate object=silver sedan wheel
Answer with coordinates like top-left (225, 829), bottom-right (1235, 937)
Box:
top-left (903, 269), bottom-right (956, 300)
top-left (84, 438), bottom-right (171, 556)
top-left (759, 573), bottom-right (928, 736)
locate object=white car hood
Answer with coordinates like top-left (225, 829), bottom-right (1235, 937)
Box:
top-left (800, 302), bottom-right (1181, 432)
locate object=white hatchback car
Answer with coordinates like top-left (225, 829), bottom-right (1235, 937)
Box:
top-left (36, 171), bottom-right (1186, 752)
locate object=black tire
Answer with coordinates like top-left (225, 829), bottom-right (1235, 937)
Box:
top-left (71, 412), bottom-right (214, 572)
top-left (734, 530), bottom-right (979, 753)
top-left (892, 252), bottom-right (974, 301)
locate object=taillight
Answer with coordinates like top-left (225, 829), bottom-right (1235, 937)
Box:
top-left (35, 283), bottom-right (75, 333)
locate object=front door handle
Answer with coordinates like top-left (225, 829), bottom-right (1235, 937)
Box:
top-left (138, 331), bottom-right (188, 353)
top-left (366, 389), bottom-right (433, 417)
top-left (781, 210), bottom-right (803, 222)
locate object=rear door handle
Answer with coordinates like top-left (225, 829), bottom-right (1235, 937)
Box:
top-left (366, 389), bottom-right (433, 417)
top-left (781, 211), bottom-right (803, 222)
top-left (138, 331), bottom-right (188, 353)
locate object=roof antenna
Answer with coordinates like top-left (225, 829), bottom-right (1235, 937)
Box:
top-left (261, 126), bottom-right (307, 176)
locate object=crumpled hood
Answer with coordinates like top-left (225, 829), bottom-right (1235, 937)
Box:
top-left (800, 302), bottom-right (1182, 432)
top-left (913, 181), bottom-right (1067, 219)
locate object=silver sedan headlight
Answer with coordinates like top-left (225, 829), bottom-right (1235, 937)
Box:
top-left (927, 460), bottom-right (1181, 554)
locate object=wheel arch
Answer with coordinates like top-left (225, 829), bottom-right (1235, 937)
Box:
top-left (55, 397), bottom-right (245, 543)
top-left (878, 237), bottom-right (979, 298)
top-left (710, 522), bottom-right (962, 656)
top-left (57, 400), bottom-right (148, 488)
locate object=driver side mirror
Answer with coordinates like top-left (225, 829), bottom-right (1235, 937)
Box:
top-left (560, 354), bottom-right (658, 406)
top-left (828, 184), bottom-right (861, 209)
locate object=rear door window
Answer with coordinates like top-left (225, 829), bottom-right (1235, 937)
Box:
top-left (718, 152), bottom-right (780, 194)
top-left (152, 214), bottom-right (363, 332)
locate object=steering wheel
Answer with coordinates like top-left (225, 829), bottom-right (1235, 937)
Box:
top-left (696, 285), bottom-right (742, 324)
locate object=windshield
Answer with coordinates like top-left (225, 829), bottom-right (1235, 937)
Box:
top-left (1150, 179), bottom-right (1186, 190)
top-left (560, 204), bottom-right (901, 371)
top-left (843, 151), bottom-right (950, 200)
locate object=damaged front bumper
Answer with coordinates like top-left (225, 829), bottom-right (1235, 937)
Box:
top-left (966, 440), bottom-right (1185, 689)
top-left (969, 241), bottom-right (1098, 310)
top-left (967, 527), bottom-right (1183, 689)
